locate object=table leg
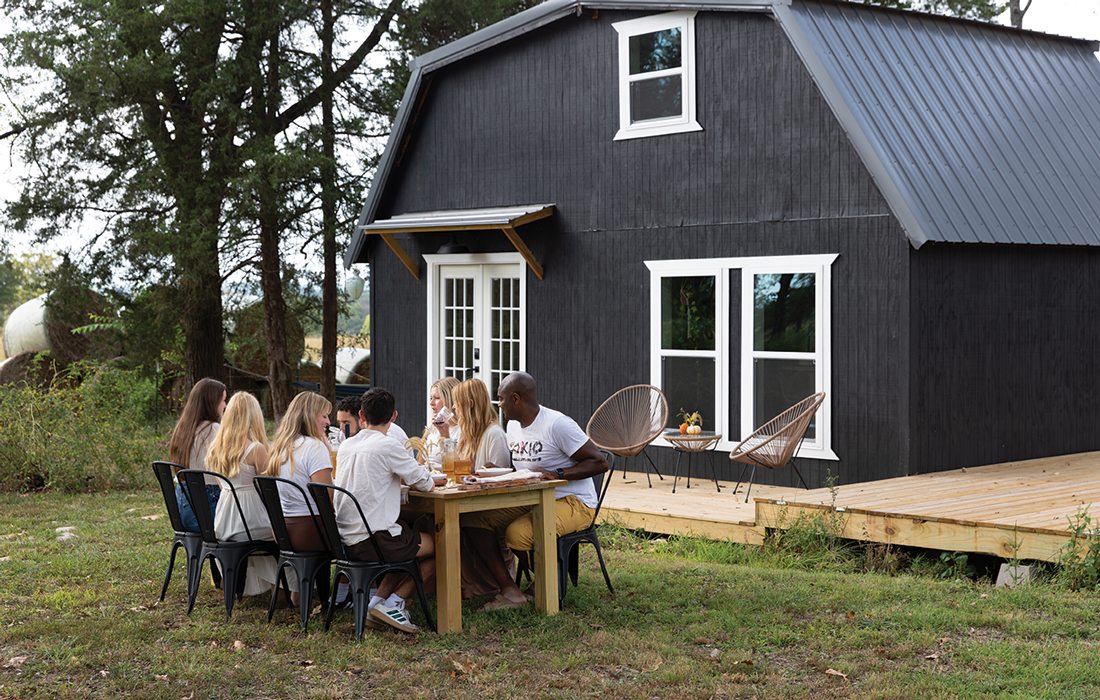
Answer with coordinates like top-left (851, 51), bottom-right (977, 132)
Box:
top-left (433, 499), bottom-right (462, 633)
top-left (532, 488), bottom-right (559, 616)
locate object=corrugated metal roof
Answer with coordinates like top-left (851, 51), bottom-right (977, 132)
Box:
top-left (344, 0), bottom-right (1100, 266)
top-left (362, 204), bottom-right (555, 233)
top-left (779, 0), bottom-right (1100, 247)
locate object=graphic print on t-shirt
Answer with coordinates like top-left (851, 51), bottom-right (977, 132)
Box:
top-left (510, 439), bottom-right (545, 464)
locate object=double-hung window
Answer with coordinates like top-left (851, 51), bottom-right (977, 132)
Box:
top-left (613, 11), bottom-right (702, 141)
top-left (647, 254), bottom-right (838, 460)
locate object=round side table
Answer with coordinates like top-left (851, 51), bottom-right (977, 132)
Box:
top-left (665, 431), bottom-right (722, 493)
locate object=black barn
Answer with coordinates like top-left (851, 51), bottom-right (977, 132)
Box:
top-left (343, 0), bottom-right (1100, 488)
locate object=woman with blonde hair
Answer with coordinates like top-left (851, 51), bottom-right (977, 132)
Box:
top-left (206, 391), bottom-right (277, 597)
top-left (454, 379), bottom-right (526, 609)
top-left (419, 376), bottom-right (461, 463)
top-left (265, 391), bottom-right (333, 552)
top-left (168, 378), bottom-right (227, 532)
top-left (452, 379), bottom-right (511, 469)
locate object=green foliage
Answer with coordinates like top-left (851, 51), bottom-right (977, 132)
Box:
top-left (0, 361), bottom-right (166, 493)
top-left (860, 0), bottom-right (1005, 21)
top-left (0, 251), bottom-right (55, 320)
top-left (1056, 509), bottom-right (1100, 591)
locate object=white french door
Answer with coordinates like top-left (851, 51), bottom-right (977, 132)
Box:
top-left (427, 254), bottom-right (526, 404)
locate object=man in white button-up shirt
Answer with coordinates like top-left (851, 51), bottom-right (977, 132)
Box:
top-left (334, 388), bottom-right (435, 633)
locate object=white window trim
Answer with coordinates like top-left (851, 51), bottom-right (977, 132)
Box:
top-left (613, 11), bottom-right (703, 141)
top-left (424, 252), bottom-right (527, 403)
top-left (645, 254), bottom-right (839, 461)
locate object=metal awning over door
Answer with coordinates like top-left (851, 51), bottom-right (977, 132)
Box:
top-left (360, 203), bottom-right (554, 280)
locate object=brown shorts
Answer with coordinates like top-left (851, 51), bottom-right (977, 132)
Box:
top-left (346, 513), bottom-right (433, 563)
top-left (284, 515), bottom-right (326, 552)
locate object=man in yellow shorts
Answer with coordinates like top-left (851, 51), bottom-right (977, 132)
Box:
top-left (471, 372), bottom-right (607, 610)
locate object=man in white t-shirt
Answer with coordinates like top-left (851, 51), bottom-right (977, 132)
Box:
top-left (497, 372), bottom-right (608, 557)
top-left (334, 388), bottom-right (435, 633)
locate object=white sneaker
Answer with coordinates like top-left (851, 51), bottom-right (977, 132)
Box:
top-left (369, 599), bottom-right (419, 633)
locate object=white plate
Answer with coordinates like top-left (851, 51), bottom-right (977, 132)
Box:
top-left (475, 467), bottom-right (513, 478)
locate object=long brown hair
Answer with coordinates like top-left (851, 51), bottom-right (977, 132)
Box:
top-left (168, 378), bottom-right (226, 467)
top-left (206, 393), bottom-right (268, 479)
top-left (420, 376), bottom-right (460, 442)
top-left (265, 391), bottom-right (332, 476)
top-left (452, 379), bottom-right (498, 462)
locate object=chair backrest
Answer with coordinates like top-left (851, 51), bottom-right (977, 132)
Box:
top-left (176, 468), bottom-right (254, 544)
top-left (731, 392), bottom-right (826, 469)
top-left (151, 461), bottom-right (188, 533)
top-left (586, 385), bottom-right (669, 456)
top-left (306, 482), bottom-right (387, 563)
top-left (254, 476), bottom-right (324, 552)
top-left (587, 450), bottom-right (616, 529)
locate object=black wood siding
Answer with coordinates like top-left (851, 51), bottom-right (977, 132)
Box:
top-left (364, 10), bottom-right (911, 486)
top-left (909, 244), bottom-right (1100, 473)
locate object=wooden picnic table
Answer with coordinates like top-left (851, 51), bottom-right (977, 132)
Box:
top-left (405, 478), bottom-right (564, 633)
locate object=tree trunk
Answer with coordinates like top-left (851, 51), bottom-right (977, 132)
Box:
top-left (319, 0), bottom-right (338, 413)
top-left (177, 197), bottom-right (226, 387)
top-left (1008, 0), bottom-right (1031, 29)
top-left (256, 28), bottom-right (294, 419)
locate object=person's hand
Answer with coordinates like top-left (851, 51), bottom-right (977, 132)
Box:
top-left (538, 468), bottom-right (557, 482)
top-left (436, 422), bottom-right (451, 438)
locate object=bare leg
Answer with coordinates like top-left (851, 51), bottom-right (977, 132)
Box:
top-left (466, 527), bottom-right (527, 603)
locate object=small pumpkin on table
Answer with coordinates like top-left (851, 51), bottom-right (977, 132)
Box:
top-left (677, 409), bottom-right (703, 435)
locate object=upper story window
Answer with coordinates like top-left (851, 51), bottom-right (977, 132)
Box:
top-left (613, 11), bottom-right (702, 141)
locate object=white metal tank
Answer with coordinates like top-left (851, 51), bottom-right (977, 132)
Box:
top-left (2, 295), bottom-right (50, 358)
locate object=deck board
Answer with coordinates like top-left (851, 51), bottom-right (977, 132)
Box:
top-left (600, 452), bottom-right (1100, 562)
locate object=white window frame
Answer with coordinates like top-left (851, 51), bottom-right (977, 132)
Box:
top-left (645, 254), bottom-right (839, 461)
top-left (424, 252), bottom-right (527, 402)
top-left (612, 11), bottom-right (703, 141)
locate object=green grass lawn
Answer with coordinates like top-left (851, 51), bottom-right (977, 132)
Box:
top-left (1, 492), bottom-right (1099, 699)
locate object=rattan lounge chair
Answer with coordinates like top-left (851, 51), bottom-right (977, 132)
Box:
top-left (729, 392), bottom-right (826, 502)
top-left (585, 384), bottom-right (668, 487)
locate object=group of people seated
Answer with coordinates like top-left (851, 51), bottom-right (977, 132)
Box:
top-left (167, 371), bottom-right (609, 634)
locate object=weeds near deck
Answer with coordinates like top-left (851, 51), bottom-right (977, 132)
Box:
top-left (1056, 508), bottom-right (1100, 591)
top-left (763, 469), bottom-right (857, 570)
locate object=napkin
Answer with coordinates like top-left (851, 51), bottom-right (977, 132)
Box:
top-left (461, 469), bottom-right (541, 485)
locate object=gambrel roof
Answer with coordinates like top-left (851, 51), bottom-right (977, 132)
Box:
top-left (346, 0), bottom-right (1100, 265)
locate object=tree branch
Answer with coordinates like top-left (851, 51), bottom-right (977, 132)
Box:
top-left (274, 0), bottom-right (404, 131)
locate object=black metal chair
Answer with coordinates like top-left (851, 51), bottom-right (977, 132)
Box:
top-left (517, 452), bottom-right (616, 607)
top-left (307, 482), bottom-right (435, 638)
top-left (253, 476), bottom-right (332, 632)
top-left (176, 469), bottom-right (279, 620)
top-left (151, 461), bottom-right (220, 601)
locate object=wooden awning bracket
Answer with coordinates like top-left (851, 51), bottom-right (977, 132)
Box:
top-left (362, 205), bottom-right (552, 281)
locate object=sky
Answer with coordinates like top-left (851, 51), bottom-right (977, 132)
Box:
top-left (1, 0), bottom-right (1099, 259)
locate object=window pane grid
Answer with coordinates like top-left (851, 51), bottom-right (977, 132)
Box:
top-left (442, 277), bottom-right (476, 379)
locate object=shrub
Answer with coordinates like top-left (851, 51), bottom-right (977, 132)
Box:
top-left (0, 360), bottom-right (168, 492)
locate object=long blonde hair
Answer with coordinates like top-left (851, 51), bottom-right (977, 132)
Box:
top-left (265, 391), bottom-right (332, 477)
top-left (452, 379), bottom-right (498, 462)
top-left (205, 392), bottom-right (267, 478)
top-left (421, 376), bottom-right (460, 441)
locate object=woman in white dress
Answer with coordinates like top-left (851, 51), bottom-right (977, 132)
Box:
top-left (205, 392), bottom-right (277, 597)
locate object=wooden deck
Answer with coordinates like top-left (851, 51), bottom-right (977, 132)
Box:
top-left (600, 452), bottom-right (1100, 562)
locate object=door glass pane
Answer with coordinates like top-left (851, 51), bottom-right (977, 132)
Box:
top-left (629, 27), bottom-right (682, 74)
top-left (753, 273), bottom-right (815, 352)
top-left (661, 276), bottom-right (715, 350)
top-left (661, 356), bottom-right (715, 431)
top-left (442, 275), bottom-right (476, 379)
top-left (753, 358), bottom-right (816, 438)
top-left (630, 75), bottom-right (682, 122)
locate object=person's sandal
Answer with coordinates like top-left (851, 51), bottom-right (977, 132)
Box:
top-left (479, 594), bottom-right (530, 612)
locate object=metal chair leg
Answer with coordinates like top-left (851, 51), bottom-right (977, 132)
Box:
top-left (672, 450), bottom-right (683, 494)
